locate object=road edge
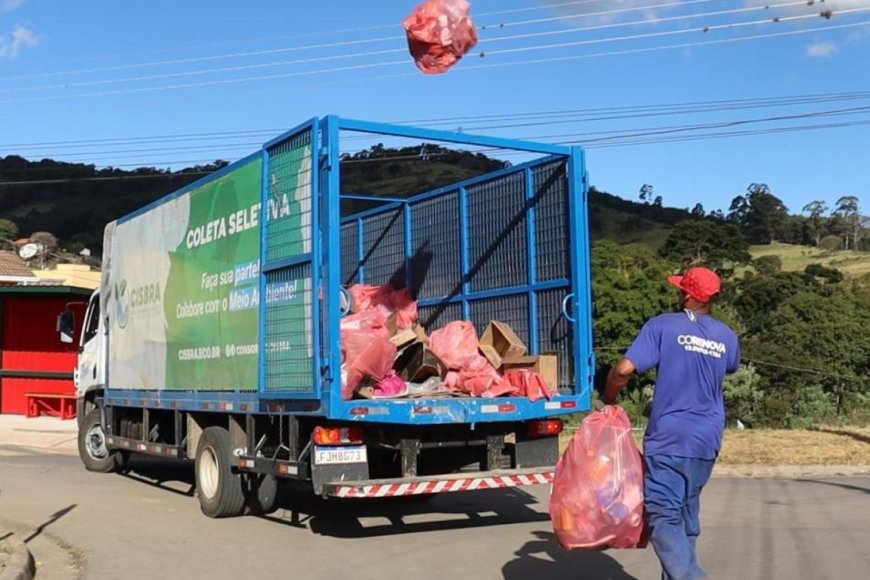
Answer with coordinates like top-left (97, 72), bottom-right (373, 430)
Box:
top-left (1, 536), bottom-right (35, 580)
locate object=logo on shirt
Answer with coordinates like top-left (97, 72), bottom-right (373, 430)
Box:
top-left (677, 334), bottom-right (727, 358)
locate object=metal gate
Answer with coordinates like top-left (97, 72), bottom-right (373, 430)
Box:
top-left (259, 121), bottom-right (321, 397)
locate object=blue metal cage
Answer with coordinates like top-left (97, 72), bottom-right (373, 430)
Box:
top-left (106, 116), bottom-right (593, 424)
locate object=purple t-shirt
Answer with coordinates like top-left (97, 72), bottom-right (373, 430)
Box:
top-left (625, 311), bottom-right (740, 460)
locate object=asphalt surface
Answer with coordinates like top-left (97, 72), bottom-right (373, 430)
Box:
top-left (1, 445), bottom-right (869, 580)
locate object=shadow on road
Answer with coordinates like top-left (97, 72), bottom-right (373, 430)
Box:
top-left (24, 504), bottom-right (77, 544)
top-left (262, 482), bottom-right (551, 538)
top-left (502, 531), bottom-right (639, 580)
top-left (794, 478), bottom-right (870, 495)
top-left (121, 457), bottom-right (196, 497)
top-left (118, 458), bottom-right (557, 537)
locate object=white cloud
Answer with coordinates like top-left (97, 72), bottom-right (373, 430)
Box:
top-left (538, 0), bottom-right (678, 24)
top-left (806, 41), bottom-right (838, 57)
top-left (0, 0), bottom-right (25, 14)
top-left (0, 24), bottom-right (38, 59)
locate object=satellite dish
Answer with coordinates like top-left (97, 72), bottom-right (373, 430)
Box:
top-left (19, 243), bottom-right (39, 260)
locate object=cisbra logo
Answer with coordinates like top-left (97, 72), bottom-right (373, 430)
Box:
top-left (115, 279), bottom-right (129, 329)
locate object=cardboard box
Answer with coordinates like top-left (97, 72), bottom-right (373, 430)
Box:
top-left (413, 325), bottom-right (430, 345)
top-left (394, 343), bottom-right (447, 383)
top-left (480, 321), bottom-right (528, 365)
top-left (390, 327), bottom-right (419, 349)
top-left (479, 344), bottom-right (503, 369)
top-left (501, 352), bottom-right (559, 390)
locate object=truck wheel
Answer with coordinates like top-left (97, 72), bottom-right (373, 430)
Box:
top-left (78, 408), bottom-right (124, 473)
top-left (195, 426), bottom-right (246, 518)
top-left (244, 473), bottom-right (280, 515)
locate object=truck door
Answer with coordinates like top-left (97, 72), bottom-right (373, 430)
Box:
top-left (76, 291), bottom-right (105, 394)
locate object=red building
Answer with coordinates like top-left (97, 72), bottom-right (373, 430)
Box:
top-left (0, 285), bottom-right (90, 416)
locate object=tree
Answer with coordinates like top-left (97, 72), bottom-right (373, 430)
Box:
top-left (0, 218), bottom-right (19, 249)
top-left (728, 183), bottom-right (789, 244)
top-left (638, 183), bottom-right (654, 204)
top-left (29, 231), bottom-right (58, 268)
top-left (691, 203), bottom-right (705, 218)
top-left (658, 220), bottom-right (751, 270)
top-left (833, 195), bottom-right (861, 250)
top-left (754, 255), bottom-right (782, 275)
top-left (801, 200), bottom-right (828, 246)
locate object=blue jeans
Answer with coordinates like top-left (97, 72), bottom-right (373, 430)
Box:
top-left (644, 454), bottom-right (715, 580)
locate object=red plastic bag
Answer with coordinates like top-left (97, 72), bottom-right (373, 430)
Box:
top-left (403, 0), bottom-right (478, 74)
top-left (549, 406), bottom-right (646, 550)
top-left (429, 321), bottom-right (479, 370)
top-left (504, 369), bottom-right (552, 402)
top-left (348, 284), bottom-right (418, 329)
top-left (457, 354), bottom-right (517, 397)
top-left (389, 288), bottom-right (419, 329)
top-left (340, 311), bottom-right (396, 400)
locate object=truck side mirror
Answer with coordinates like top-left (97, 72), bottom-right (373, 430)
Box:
top-left (57, 309), bottom-right (75, 344)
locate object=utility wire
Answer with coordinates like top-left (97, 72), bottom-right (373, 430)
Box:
top-left (0, 0), bottom-right (724, 83)
top-left (1, 16), bottom-right (863, 107)
top-left (4, 2), bottom-right (846, 96)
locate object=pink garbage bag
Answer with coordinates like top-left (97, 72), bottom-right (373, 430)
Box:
top-left (403, 0), bottom-right (478, 74)
top-left (429, 321), bottom-right (480, 370)
top-left (348, 284), bottom-right (418, 329)
top-left (504, 369), bottom-right (552, 402)
top-left (373, 372), bottom-right (408, 398)
top-left (390, 288), bottom-right (419, 329)
top-left (549, 405), bottom-right (647, 550)
top-left (340, 310), bottom-right (396, 400)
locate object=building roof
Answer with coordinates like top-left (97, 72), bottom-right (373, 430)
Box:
top-left (32, 263), bottom-right (101, 290)
top-left (0, 250), bottom-right (37, 279)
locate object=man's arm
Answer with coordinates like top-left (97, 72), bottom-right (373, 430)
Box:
top-left (603, 357), bottom-right (637, 404)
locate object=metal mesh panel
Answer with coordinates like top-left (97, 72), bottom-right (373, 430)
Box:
top-left (534, 161), bottom-right (570, 282)
top-left (410, 193), bottom-right (461, 300)
top-left (537, 289), bottom-right (574, 395)
top-left (469, 295), bottom-right (530, 347)
top-left (264, 263), bottom-right (314, 392)
top-left (359, 209), bottom-right (406, 287)
top-left (340, 221), bottom-right (360, 285)
top-left (466, 173), bottom-right (528, 291)
top-left (418, 302), bottom-right (462, 333)
top-left (266, 131), bottom-right (313, 263)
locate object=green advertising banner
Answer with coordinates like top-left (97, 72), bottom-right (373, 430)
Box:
top-left (108, 159), bottom-right (263, 391)
top-left (107, 136), bottom-right (316, 393)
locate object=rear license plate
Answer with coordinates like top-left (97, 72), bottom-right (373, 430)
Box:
top-left (313, 445), bottom-right (368, 465)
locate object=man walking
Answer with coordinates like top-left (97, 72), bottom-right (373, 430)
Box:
top-left (603, 267), bottom-right (740, 579)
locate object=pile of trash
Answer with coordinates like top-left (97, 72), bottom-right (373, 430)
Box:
top-left (340, 283), bottom-right (558, 402)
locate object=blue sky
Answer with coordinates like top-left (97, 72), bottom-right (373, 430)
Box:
top-left (1, 0), bottom-right (868, 215)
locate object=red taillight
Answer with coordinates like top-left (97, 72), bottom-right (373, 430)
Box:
top-left (527, 419), bottom-right (564, 438)
top-left (312, 426), bottom-right (365, 446)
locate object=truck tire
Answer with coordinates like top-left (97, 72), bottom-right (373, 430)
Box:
top-left (195, 426), bottom-right (246, 518)
top-left (78, 408), bottom-right (124, 473)
top-left (244, 473), bottom-right (280, 515)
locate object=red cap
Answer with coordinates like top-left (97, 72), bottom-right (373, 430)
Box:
top-left (667, 267), bottom-right (721, 303)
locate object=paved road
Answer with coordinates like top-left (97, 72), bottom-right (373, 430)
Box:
top-left (1, 446), bottom-right (869, 580)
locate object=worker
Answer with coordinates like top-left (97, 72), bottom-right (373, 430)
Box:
top-left (603, 266), bottom-right (740, 579)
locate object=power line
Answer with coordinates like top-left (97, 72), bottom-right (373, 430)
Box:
top-left (484, 7), bottom-right (870, 58)
top-left (1, 15), bottom-right (861, 107)
top-left (0, 2), bottom-right (842, 99)
top-left (0, 0), bottom-right (722, 83)
top-left (742, 358), bottom-right (869, 382)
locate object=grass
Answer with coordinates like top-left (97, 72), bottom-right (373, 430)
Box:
top-left (560, 426), bottom-right (870, 466)
top-left (749, 243), bottom-right (870, 278)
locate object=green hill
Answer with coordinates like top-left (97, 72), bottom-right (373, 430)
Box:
top-left (1, 146), bottom-right (696, 255)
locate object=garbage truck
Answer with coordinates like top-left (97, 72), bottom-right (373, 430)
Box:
top-left (61, 116), bottom-right (594, 518)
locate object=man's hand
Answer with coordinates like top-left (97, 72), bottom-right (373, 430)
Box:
top-left (603, 357), bottom-right (637, 404)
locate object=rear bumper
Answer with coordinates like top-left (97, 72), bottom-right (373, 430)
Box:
top-left (323, 467), bottom-right (553, 499)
